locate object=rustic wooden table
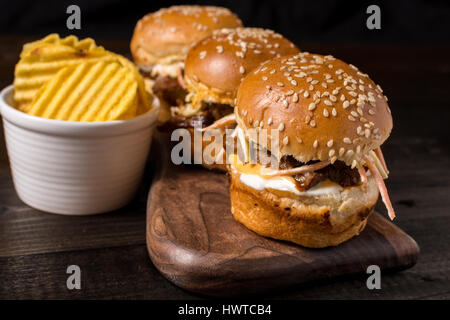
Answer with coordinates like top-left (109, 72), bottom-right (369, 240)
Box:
top-left (0, 37), bottom-right (449, 299)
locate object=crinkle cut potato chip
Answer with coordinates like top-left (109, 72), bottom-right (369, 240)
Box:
top-left (13, 34), bottom-right (112, 111)
top-left (27, 59), bottom-right (142, 121)
top-left (13, 34), bottom-right (153, 121)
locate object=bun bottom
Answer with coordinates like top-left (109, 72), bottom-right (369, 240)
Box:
top-left (229, 170), bottom-right (379, 248)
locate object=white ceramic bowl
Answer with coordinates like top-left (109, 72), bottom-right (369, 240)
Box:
top-left (0, 85), bottom-right (159, 215)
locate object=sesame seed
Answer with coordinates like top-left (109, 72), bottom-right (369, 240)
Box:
top-left (239, 66), bottom-right (246, 74)
top-left (347, 150), bottom-right (354, 157)
top-left (339, 148), bottom-right (345, 156)
top-left (313, 140), bottom-right (318, 148)
top-left (323, 109), bottom-right (329, 117)
top-left (262, 76), bottom-right (268, 81)
top-left (343, 137), bottom-right (352, 144)
top-left (332, 108), bottom-right (337, 116)
top-left (267, 117), bottom-right (273, 125)
top-left (327, 140), bottom-right (334, 147)
top-left (308, 103), bottom-right (316, 111)
top-left (291, 80), bottom-right (298, 86)
top-left (343, 100), bottom-right (350, 108)
top-left (283, 136), bottom-right (289, 145)
top-left (368, 109), bottom-right (376, 115)
top-left (277, 82), bottom-right (284, 87)
top-left (304, 91), bottom-right (309, 98)
top-left (216, 46), bottom-right (224, 53)
top-left (310, 119), bottom-right (316, 127)
top-left (296, 137), bottom-right (303, 143)
top-left (329, 149), bottom-right (336, 157)
top-left (324, 100), bottom-right (332, 106)
top-left (292, 93), bottom-right (299, 102)
top-left (200, 51), bottom-right (207, 59)
top-left (278, 123), bottom-right (285, 131)
top-left (365, 129), bottom-right (371, 138)
top-left (356, 145), bottom-right (361, 154)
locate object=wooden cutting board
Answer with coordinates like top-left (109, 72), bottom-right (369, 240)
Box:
top-left (146, 137), bottom-right (419, 296)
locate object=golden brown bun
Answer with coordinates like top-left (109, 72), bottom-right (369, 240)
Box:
top-left (184, 28), bottom-right (299, 106)
top-left (235, 52), bottom-right (393, 166)
top-left (229, 169), bottom-right (379, 248)
top-left (131, 6), bottom-right (243, 66)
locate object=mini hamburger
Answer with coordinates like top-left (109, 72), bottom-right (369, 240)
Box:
top-left (130, 5), bottom-right (243, 122)
top-left (180, 28), bottom-right (299, 170)
top-left (223, 52), bottom-right (394, 248)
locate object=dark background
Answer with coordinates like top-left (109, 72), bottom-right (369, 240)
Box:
top-left (1, 0), bottom-right (449, 45)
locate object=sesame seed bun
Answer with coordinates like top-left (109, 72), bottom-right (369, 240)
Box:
top-left (130, 6), bottom-right (243, 66)
top-left (235, 52), bottom-right (393, 166)
top-left (229, 168), bottom-right (379, 248)
top-left (184, 28), bottom-right (299, 106)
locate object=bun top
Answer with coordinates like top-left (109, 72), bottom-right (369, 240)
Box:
top-left (130, 6), bottom-right (243, 66)
top-left (184, 28), bottom-right (299, 106)
top-left (235, 52), bottom-right (393, 166)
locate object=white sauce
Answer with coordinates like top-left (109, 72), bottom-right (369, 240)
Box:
top-left (238, 172), bottom-right (343, 196)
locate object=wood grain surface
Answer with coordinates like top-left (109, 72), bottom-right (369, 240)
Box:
top-left (0, 38), bottom-right (449, 299)
top-left (146, 136), bottom-right (419, 296)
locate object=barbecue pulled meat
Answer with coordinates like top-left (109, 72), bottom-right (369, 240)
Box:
top-left (158, 102), bottom-right (234, 132)
top-left (152, 75), bottom-right (187, 107)
top-left (279, 155), bottom-right (361, 191)
top-left (139, 66), bottom-right (187, 107)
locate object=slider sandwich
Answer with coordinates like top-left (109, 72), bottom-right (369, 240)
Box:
top-left (184, 28), bottom-right (299, 170)
top-left (130, 5), bottom-right (243, 123)
top-left (213, 52), bottom-right (394, 247)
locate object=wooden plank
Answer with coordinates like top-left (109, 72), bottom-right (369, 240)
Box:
top-left (0, 245), bottom-right (195, 299)
top-left (146, 139), bottom-right (419, 296)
